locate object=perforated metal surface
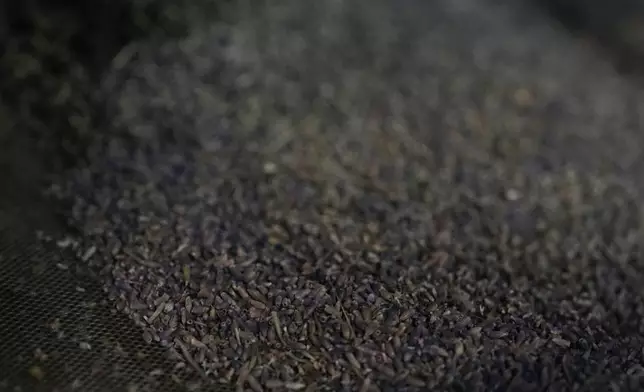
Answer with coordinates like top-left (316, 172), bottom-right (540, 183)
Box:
top-left (0, 173), bottom-right (224, 392)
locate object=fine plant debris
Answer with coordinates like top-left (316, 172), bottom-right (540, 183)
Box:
top-left (34, 0), bottom-right (644, 391)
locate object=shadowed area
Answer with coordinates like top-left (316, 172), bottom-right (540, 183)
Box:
top-left (534, 0), bottom-right (644, 74)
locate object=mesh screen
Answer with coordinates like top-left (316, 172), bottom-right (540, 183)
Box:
top-left (0, 194), bottom-right (227, 392)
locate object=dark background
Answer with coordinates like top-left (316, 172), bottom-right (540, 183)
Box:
top-left (2, 0), bottom-right (644, 181)
top-left (1, 0), bottom-right (643, 175)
